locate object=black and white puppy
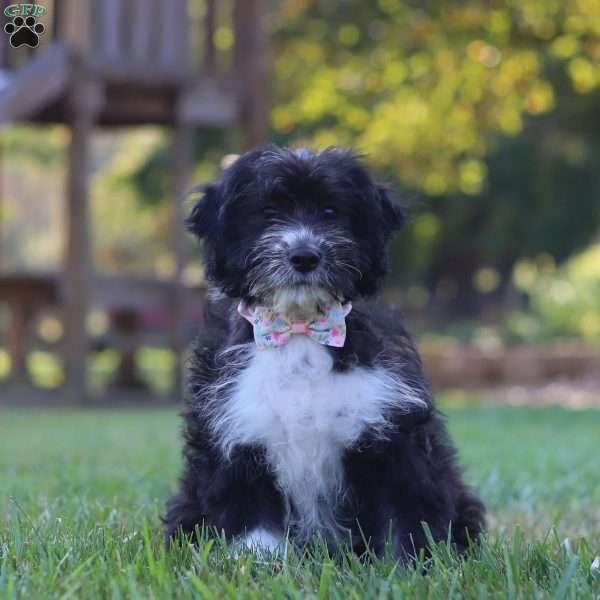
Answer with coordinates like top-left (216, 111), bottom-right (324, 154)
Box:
top-left (164, 145), bottom-right (485, 559)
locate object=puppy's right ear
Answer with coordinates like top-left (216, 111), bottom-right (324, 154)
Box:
top-left (186, 183), bottom-right (221, 240)
top-left (377, 185), bottom-right (406, 240)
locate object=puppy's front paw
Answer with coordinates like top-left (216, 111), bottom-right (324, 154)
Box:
top-left (234, 528), bottom-right (285, 557)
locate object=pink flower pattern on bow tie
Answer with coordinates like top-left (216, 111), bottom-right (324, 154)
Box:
top-left (237, 301), bottom-right (352, 349)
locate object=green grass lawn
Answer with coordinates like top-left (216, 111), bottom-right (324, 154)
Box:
top-left (1, 404), bottom-right (599, 599)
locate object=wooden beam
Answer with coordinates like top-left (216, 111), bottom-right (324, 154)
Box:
top-left (130, 0), bottom-right (153, 62)
top-left (99, 0), bottom-right (121, 60)
top-left (92, 274), bottom-right (186, 309)
top-left (0, 44), bottom-right (70, 124)
top-left (0, 275), bottom-right (58, 383)
top-left (177, 80), bottom-right (237, 127)
top-left (160, 0), bottom-right (188, 68)
top-left (171, 123), bottom-right (193, 399)
top-left (62, 76), bottom-right (102, 403)
top-left (91, 62), bottom-right (185, 87)
top-left (204, 0), bottom-right (217, 76)
top-left (6, 303), bottom-right (30, 384)
top-left (100, 88), bottom-right (174, 125)
top-left (0, 128), bottom-right (3, 271)
top-left (58, 0), bottom-right (92, 53)
top-left (234, 0), bottom-right (269, 149)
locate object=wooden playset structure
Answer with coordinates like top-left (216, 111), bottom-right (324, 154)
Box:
top-left (0, 0), bottom-right (268, 401)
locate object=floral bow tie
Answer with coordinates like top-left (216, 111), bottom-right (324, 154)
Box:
top-left (238, 301), bottom-right (352, 349)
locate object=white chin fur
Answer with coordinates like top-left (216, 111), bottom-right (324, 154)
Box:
top-left (269, 286), bottom-right (335, 317)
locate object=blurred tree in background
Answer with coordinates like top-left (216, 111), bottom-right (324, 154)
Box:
top-left (269, 0), bottom-right (600, 315)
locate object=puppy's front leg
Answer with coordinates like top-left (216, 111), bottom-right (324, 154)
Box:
top-left (234, 527), bottom-right (286, 555)
top-left (344, 416), bottom-right (485, 561)
top-left (166, 443), bottom-right (286, 549)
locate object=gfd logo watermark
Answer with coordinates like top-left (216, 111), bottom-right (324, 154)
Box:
top-left (4, 3), bottom-right (46, 48)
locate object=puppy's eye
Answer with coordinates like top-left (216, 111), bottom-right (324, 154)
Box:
top-left (323, 207), bottom-right (337, 218)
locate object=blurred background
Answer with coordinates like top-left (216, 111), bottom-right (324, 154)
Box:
top-left (1, 0), bottom-right (599, 406)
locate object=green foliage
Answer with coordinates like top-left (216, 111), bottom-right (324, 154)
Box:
top-left (271, 0), bottom-right (600, 300)
top-left (509, 243), bottom-right (600, 342)
top-left (0, 125), bottom-right (223, 274)
top-left (1, 406), bottom-right (600, 598)
top-left (0, 125), bottom-right (67, 167)
top-left (272, 0), bottom-right (600, 195)
top-left (411, 244), bottom-right (600, 345)
top-left (90, 129), bottom-right (174, 274)
top-left (0, 126), bottom-right (68, 270)
top-left (123, 128), bottom-right (236, 208)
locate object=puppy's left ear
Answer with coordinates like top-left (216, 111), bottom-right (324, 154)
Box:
top-left (377, 185), bottom-right (406, 239)
top-left (186, 183), bottom-right (221, 240)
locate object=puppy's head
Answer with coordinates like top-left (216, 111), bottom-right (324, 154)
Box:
top-left (188, 146), bottom-right (404, 312)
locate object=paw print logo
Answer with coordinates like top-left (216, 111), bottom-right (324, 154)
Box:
top-left (4, 15), bottom-right (45, 48)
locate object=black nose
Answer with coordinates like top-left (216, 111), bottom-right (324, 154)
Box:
top-left (288, 247), bottom-right (322, 273)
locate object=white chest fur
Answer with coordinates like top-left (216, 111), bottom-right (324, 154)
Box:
top-left (209, 337), bottom-right (424, 540)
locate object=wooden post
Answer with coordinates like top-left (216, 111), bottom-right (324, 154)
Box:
top-left (160, 0), bottom-right (188, 68)
top-left (204, 0), bottom-right (217, 76)
top-left (100, 0), bottom-right (122, 60)
top-left (0, 131), bottom-right (3, 272)
top-left (62, 77), bottom-right (102, 402)
top-left (6, 304), bottom-right (31, 383)
top-left (0, 0), bottom-right (10, 264)
top-left (58, 0), bottom-right (92, 52)
top-left (234, 0), bottom-right (269, 148)
top-left (131, 0), bottom-right (153, 62)
top-left (0, 0), bottom-right (10, 69)
top-left (171, 124), bottom-right (193, 400)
